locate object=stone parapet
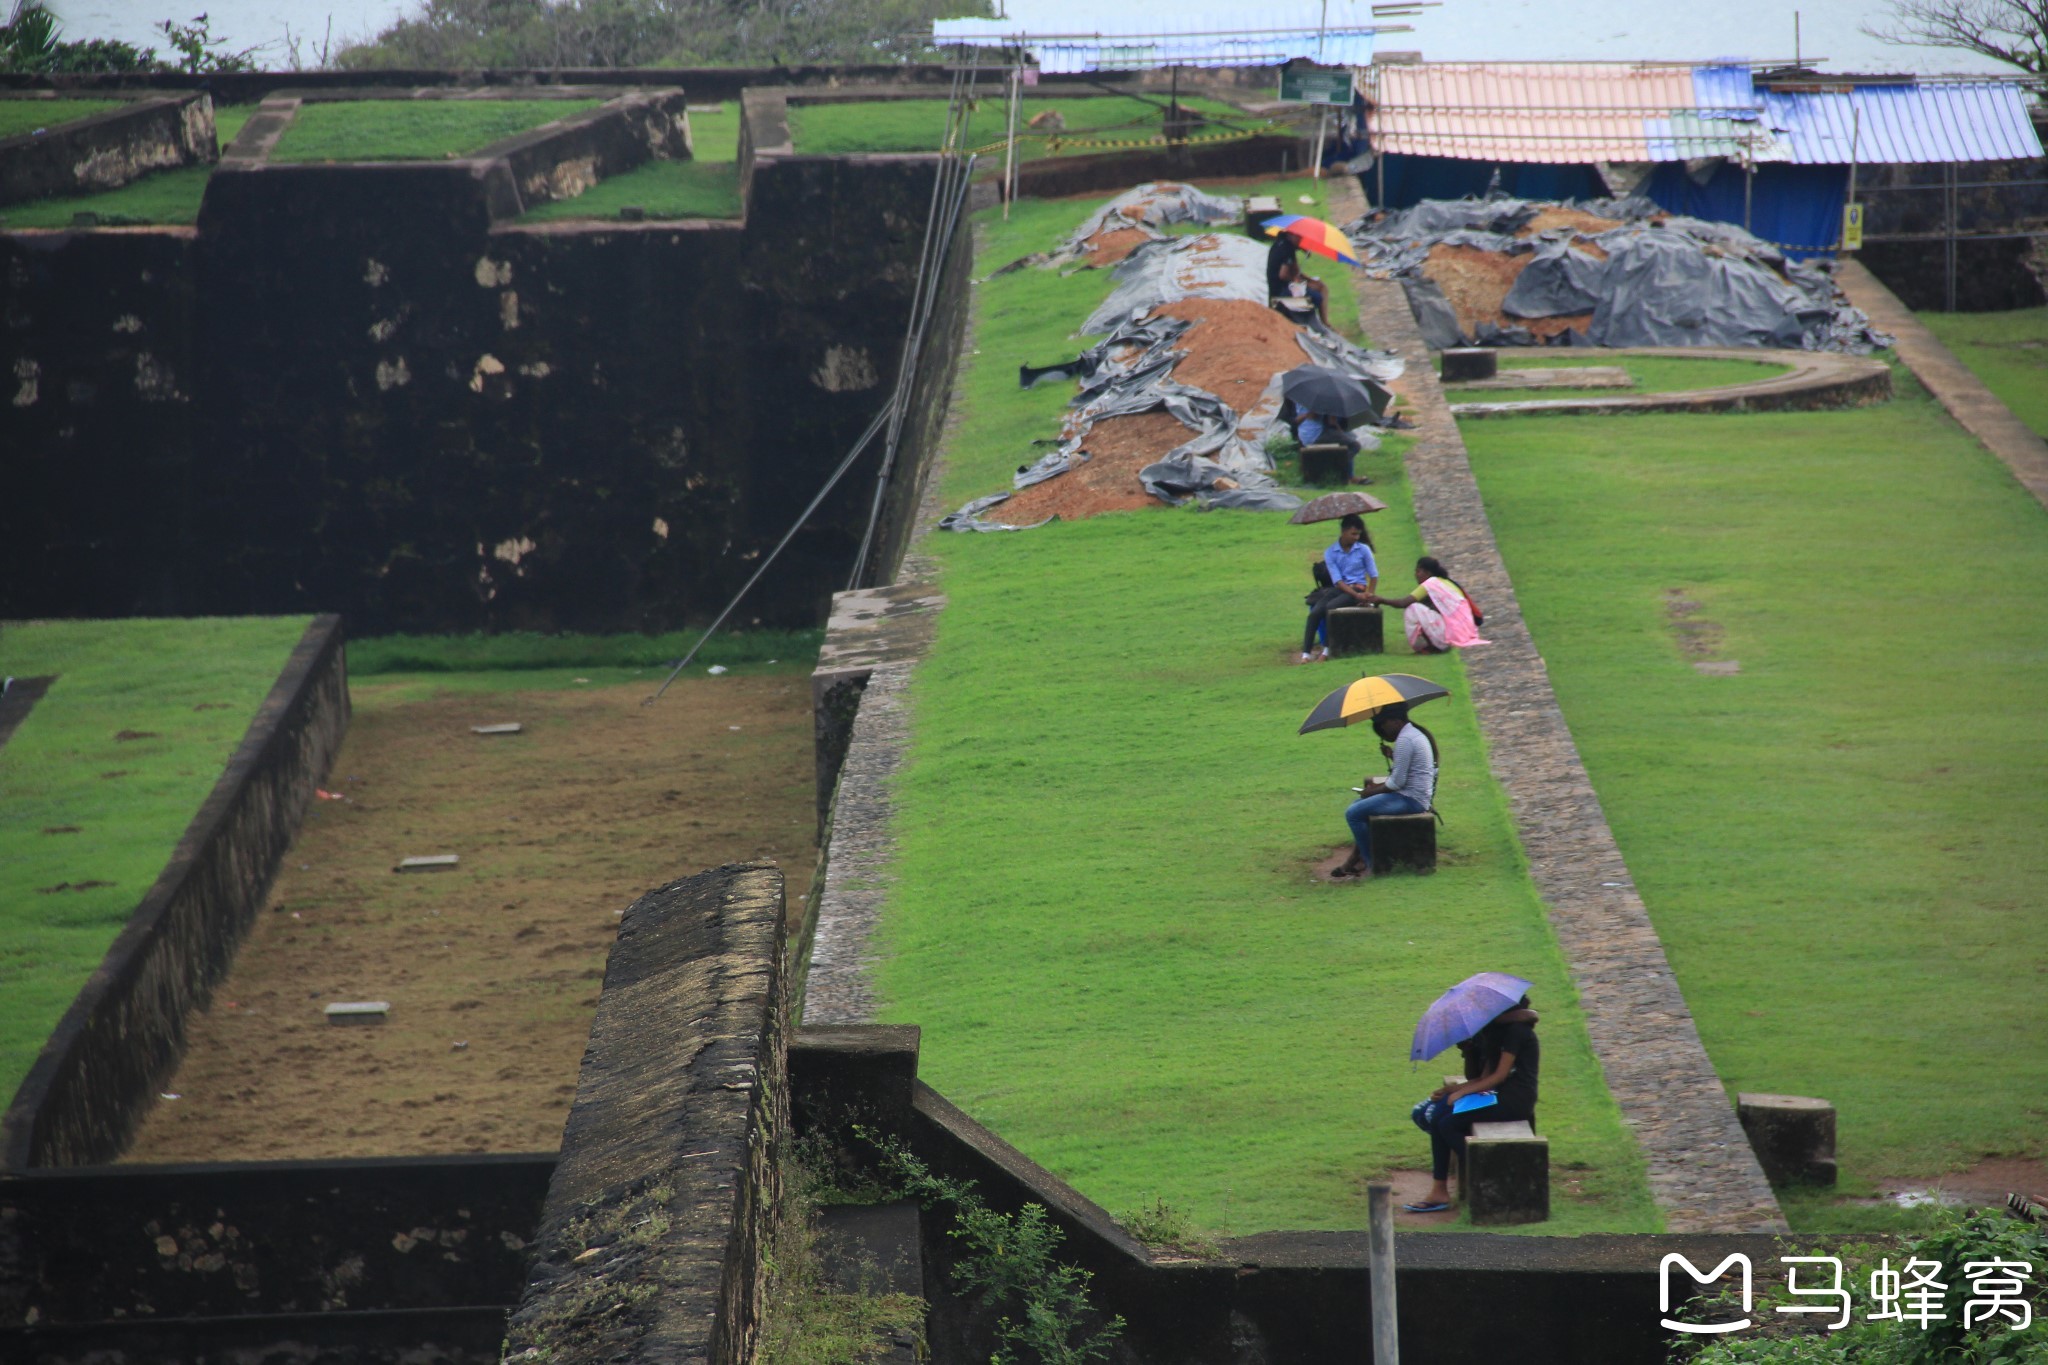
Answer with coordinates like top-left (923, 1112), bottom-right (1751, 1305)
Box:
top-left (503, 862), bottom-right (788, 1365)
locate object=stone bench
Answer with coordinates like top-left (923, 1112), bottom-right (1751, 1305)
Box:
top-left (1466, 1119), bottom-right (1549, 1225)
top-left (1298, 442), bottom-right (1353, 485)
top-left (1737, 1093), bottom-right (1837, 1186)
top-left (1326, 605), bottom-right (1382, 657)
top-left (1368, 811), bottom-right (1434, 874)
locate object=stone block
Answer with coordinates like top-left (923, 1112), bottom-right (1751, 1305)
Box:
top-left (1466, 1121), bottom-right (1548, 1225)
top-left (1368, 812), bottom-right (1436, 875)
top-left (1326, 605), bottom-right (1383, 657)
top-left (1737, 1093), bottom-right (1838, 1187)
top-left (1299, 443), bottom-right (1353, 485)
top-left (1440, 347), bottom-right (1497, 382)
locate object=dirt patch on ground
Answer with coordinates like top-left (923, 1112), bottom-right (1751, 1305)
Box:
top-left (123, 672), bottom-right (815, 1162)
top-left (1663, 587), bottom-right (1726, 658)
top-left (1421, 243), bottom-right (1592, 339)
top-left (1875, 1155), bottom-right (2048, 1210)
top-left (1517, 207), bottom-right (1623, 239)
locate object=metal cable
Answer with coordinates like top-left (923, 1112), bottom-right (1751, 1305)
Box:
top-left (642, 400), bottom-right (895, 706)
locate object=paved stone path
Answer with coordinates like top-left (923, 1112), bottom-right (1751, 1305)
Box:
top-left (1835, 260), bottom-right (2048, 512)
top-left (1336, 178), bottom-right (1786, 1232)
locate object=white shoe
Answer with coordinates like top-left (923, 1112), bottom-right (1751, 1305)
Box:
top-left (1299, 652), bottom-right (1314, 663)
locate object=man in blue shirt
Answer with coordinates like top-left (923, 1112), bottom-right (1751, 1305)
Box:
top-left (1301, 514), bottom-right (1378, 662)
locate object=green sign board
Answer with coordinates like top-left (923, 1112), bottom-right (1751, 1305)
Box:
top-left (1280, 67), bottom-right (1355, 105)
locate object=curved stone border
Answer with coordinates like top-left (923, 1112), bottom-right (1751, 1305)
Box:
top-left (1834, 259), bottom-right (2048, 512)
top-left (1449, 347), bottom-right (1892, 419)
top-left (0, 614), bottom-right (351, 1168)
top-left (1332, 179), bottom-right (1785, 1233)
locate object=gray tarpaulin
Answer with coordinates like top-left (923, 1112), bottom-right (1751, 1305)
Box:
top-left (1345, 195), bottom-right (1891, 353)
top-left (1051, 181), bottom-right (1241, 267)
top-left (1081, 233), bottom-right (1274, 335)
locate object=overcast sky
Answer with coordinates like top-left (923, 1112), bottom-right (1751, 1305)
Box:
top-left (49, 0), bottom-right (2026, 75)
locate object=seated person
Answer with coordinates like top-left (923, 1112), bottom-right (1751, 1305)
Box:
top-left (1266, 229), bottom-right (1302, 297)
top-left (1334, 701), bottom-right (1434, 878)
top-left (1290, 400), bottom-right (1364, 483)
top-left (1371, 555), bottom-right (1488, 653)
top-left (1301, 514), bottom-right (1377, 663)
top-left (1406, 1000), bottom-right (1541, 1213)
top-left (1272, 259), bottom-right (1329, 326)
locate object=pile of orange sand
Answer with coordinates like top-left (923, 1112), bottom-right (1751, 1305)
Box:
top-left (991, 298), bottom-right (1308, 525)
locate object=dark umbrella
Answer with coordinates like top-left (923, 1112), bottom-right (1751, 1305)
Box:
top-left (1298, 673), bottom-right (1450, 734)
top-left (1280, 364), bottom-right (1393, 423)
top-left (1289, 491), bottom-right (1388, 524)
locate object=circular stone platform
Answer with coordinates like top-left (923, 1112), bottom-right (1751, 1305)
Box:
top-left (1447, 346), bottom-right (1892, 418)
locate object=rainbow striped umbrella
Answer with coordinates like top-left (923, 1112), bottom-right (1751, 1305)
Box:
top-left (1263, 213), bottom-right (1359, 266)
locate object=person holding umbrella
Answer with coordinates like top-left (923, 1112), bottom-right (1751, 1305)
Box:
top-left (1404, 973), bottom-right (1542, 1214)
top-left (1332, 700), bottom-right (1435, 878)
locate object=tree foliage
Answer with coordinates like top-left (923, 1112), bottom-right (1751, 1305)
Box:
top-left (0, 2), bottom-right (258, 73)
top-left (333, 0), bottom-right (989, 70)
top-left (1865, 0), bottom-right (2048, 80)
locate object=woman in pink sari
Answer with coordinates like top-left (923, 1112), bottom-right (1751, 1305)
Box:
top-left (1373, 556), bottom-right (1488, 653)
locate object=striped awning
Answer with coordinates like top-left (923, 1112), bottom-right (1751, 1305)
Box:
top-left (1368, 60), bottom-right (2043, 166)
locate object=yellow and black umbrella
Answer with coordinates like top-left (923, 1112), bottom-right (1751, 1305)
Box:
top-left (1298, 673), bottom-right (1450, 734)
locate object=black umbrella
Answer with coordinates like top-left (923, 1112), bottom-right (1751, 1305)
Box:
top-left (1280, 364), bottom-right (1393, 423)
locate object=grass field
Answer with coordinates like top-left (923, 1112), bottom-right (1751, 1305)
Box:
top-left (1918, 307), bottom-right (2048, 440)
top-left (862, 183), bottom-right (1657, 1236)
top-left (1462, 374), bottom-right (2048, 1228)
top-left (1442, 353), bottom-right (1797, 403)
top-left (270, 99), bottom-right (599, 163)
top-left (350, 625), bottom-right (820, 675)
top-left (0, 98), bottom-right (123, 140)
top-left (0, 617), bottom-right (310, 1102)
top-left (0, 106), bottom-right (255, 228)
top-left (789, 94), bottom-right (1266, 165)
top-left (521, 101), bottom-right (743, 222)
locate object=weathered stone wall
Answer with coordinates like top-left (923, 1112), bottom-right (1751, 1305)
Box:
top-left (503, 861), bottom-right (788, 1365)
top-left (1, 143), bottom-right (962, 631)
top-left (0, 1154), bottom-right (550, 1322)
top-left (0, 93), bottom-right (215, 208)
top-left (1856, 156), bottom-right (2048, 310)
top-left (0, 615), bottom-right (350, 1168)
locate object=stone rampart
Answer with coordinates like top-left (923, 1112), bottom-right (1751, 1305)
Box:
top-left (503, 862), bottom-right (788, 1365)
top-left (0, 92), bottom-right (214, 208)
top-left (0, 615), bottom-right (350, 1168)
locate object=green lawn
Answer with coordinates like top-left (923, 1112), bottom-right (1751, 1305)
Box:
top-left (0, 617), bottom-right (310, 1102)
top-left (789, 94), bottom-right (1261, 166)
top-left (1462, 372), bottom-right (2048, 1228)
top-left (0, 99), bottom-right (124, 140)
top-left (0, 107), bottom-right (254, 228)
top-left (860, 184), bottom-right (1657, 1237)
top-left (1445, 354), bottom-right (1796, 403)
top-left (269, 99), bottom-right (601, 163)
top-left (1918, 306), bottom-right (2048, 440)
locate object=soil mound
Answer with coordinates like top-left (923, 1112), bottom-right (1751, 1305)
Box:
top-left (1421, 244), bottom-right (1592, 340)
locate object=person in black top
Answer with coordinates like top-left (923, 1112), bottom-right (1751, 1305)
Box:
top-left (1407, 998), bottom-right (1540, 1213)
top-left (1266, 228), bottom-right (1301, 297)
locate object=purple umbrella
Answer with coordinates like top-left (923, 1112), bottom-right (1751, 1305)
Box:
top-left (1410, 972), bottom-right (1533, 1062)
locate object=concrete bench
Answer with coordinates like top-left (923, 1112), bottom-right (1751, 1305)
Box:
top-left (1367, 811), bottom-right (1435, 874)
top-left (1466, 1119), bottom-right (1549, 1225)
top-left (1326, 605), bottom-right (1383, 657)
top-left (1298, 442), bottom-right (1353, 485)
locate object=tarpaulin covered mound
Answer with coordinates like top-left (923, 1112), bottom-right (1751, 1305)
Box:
top-left (945, 217), bottom-right (1406, 532)
top-left (1346, 196), bottom-right (1891, 353)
